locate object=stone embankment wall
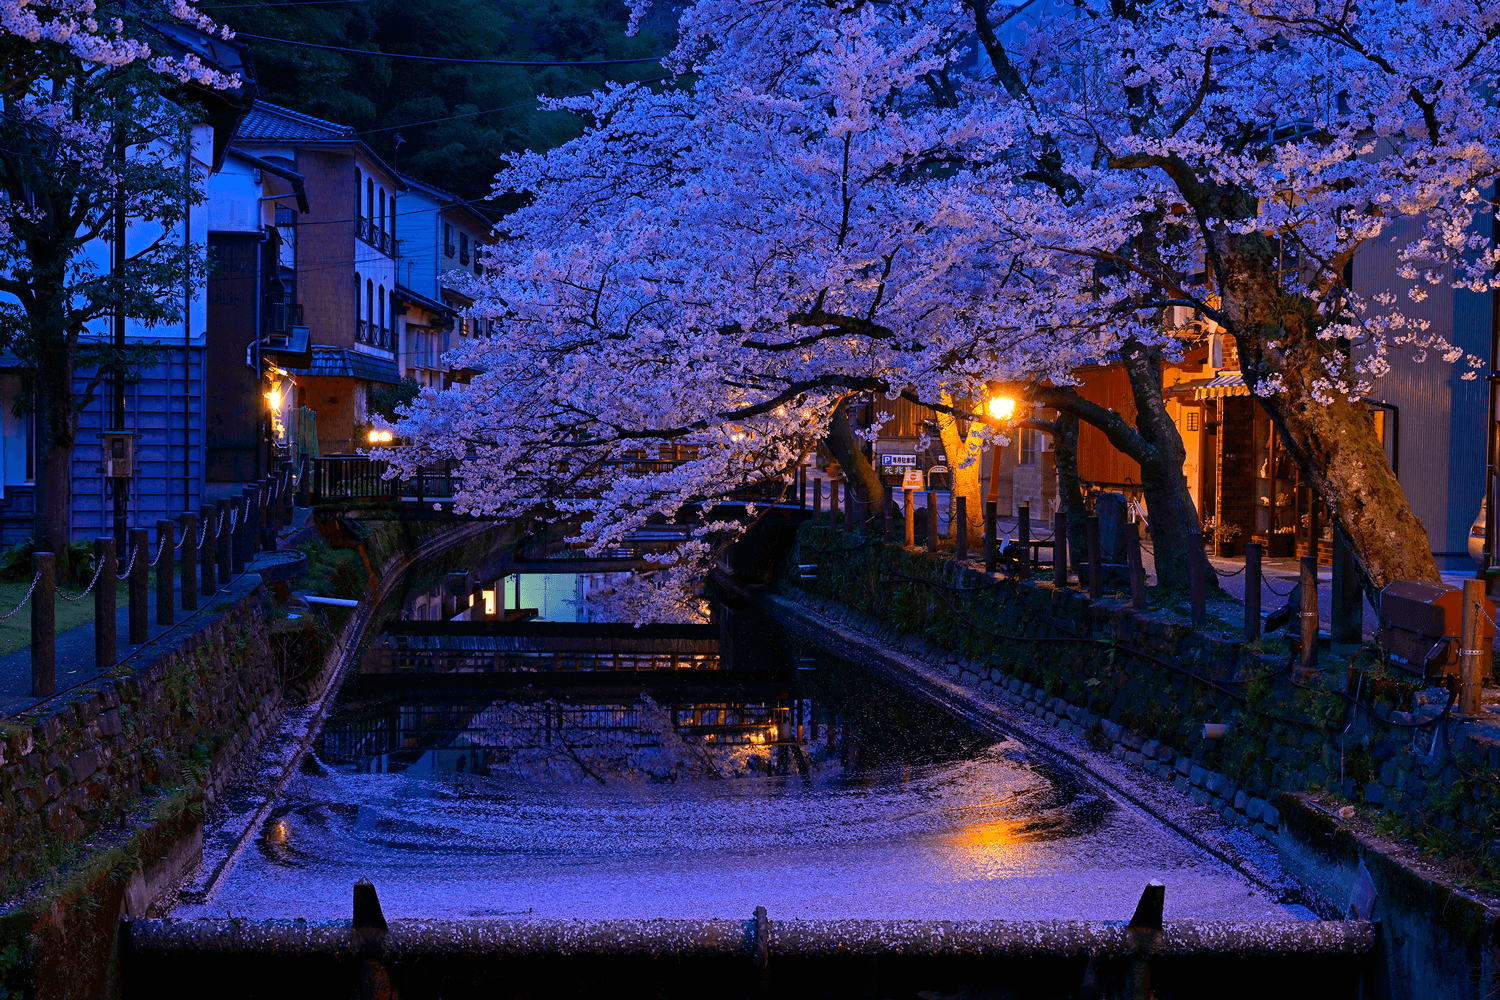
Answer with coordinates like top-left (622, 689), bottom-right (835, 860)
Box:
top-left (789, 526), bottom-right (1500, 859)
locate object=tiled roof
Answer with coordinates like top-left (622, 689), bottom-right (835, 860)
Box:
top-left (288, 349), bottom-right (401, 384)
top-left (235, 101), bottom-right (353, 143)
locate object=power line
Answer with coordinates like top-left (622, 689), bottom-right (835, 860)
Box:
top-left (355, 75), bottom-right (672, 134)
top-left (201, 0), bottom-right (371, 7)
top-left (234, 32), bottom-right (667, 66)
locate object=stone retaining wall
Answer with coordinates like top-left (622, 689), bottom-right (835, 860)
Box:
top-left (789, 526), bottom-right (1500, 862)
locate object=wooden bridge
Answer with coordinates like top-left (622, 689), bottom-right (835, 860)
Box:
top-left (364, 621), bottom-right (724, 675)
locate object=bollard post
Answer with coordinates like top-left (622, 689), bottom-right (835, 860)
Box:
top-left (1126, 527), bottom-right (1146, 609)
top-left (799, 467), bottom-right (806, 508)
top-left (31, 552), bottom-right (55, 697)
top-left (179, 511), bottom-right (198, 611)
top-left (156, 520), bottom-right (176, 626)
top-left (1190, 539), bottom-right (1207, 626)
top-left (129, 528), bottom-right (149, 644)
top-left (813, 477), bottom-right (822, 518)
top-left (1459, 579), bottom-right (1486, 715)
top-left (1300, 555), bottom-right (1319, 669)
top-left (830, 480), bottom-right (840, 529)
top-left (94, 537), bottom-right (116, 671)
top-left (927, 490), bottom-right (938, 554)
top-left (259, 476), bottom-right (275, 550)
top-left (904, 488), bottom-right (916, 546)
top-left (281, 460), bottom-right (296, 523)
top-left (199, 504), bottom-right (217, 595)
top-left (247, 484), bottom-right (263, 557)
top-left (1054, 512), bottom-right (1068, 587)
top-left (1331, 527), bottom-right (1362, 653)
top-left (216, 498), bottom-right (232, 585)
top-left (984, 500), bottom-right (997, 573)
top-left (883, 487), bottom-right (893, 542)
top-left (845, 486), bottom-right (856, 532)
top-left (234, 494), bottom-right (251, 574)
top-left (956, 497), bottom-right (968, 561)
top-left (1244, 542), bottom-right (1262, 642)
top-left (1086, 515), bottom-right (1102, 600)
top-left (1017, 503), bottom-right (1030, 578)
top-left (298, 451), bottom-right (311, 507)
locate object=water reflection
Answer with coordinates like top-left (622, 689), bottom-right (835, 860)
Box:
top-left (183, 662), bottom-right (1298, 923)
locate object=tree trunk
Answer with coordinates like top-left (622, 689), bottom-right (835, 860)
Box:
top-left (935, 392), bottom-right (984, 544)
top-left (1051, 411), bottom-right (1089, 566)
top-left (825, 396), bottom-right (884, 511)
top-left (1119, 341), bottom-right (1213, 593)
top-left (1216, 231), bottom-right (1439, 590)
top-left (30, 303), bottom-right (77, 582)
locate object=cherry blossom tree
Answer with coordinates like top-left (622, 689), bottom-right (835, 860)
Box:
top-left (0, 1), bottom-right (243, 573)
top-left (395, 0), bottom-right (1499, 604)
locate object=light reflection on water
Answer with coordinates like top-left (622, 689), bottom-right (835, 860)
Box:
top-left (179, 678), bottom-right (1302, 923)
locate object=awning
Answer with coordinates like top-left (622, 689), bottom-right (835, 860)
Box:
top-left (287, 348), bottom-right (402, 385)
top-left (1167, 372), bottom-right (1250, 399)
top-left (256, 325), bottom-right (311, 367)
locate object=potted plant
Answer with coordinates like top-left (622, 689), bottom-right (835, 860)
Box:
top-left (1269, 526), bottom-right (1295, 558)
top-left (1216, 522), bottom-right (1243, 557)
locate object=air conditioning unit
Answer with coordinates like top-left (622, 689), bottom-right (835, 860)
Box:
top-left (102, 432), bottom-right (135, 478)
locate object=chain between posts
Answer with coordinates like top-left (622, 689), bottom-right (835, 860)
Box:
top-left (149, 534), bottom-right (169, 567)
top-left (0, 570), bottom-right (41, 620)
top-left (57, 558), bottom-right (106, 602)
top-left (116, 544), bottom-right (139, 580)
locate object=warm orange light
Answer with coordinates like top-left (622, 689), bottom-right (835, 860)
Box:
top-left (267, 387), bottom-right (282, 412)
top-left (367, 429), bottom-right (395, 444)
top-left (987, 396), bottom-right (1016, 421)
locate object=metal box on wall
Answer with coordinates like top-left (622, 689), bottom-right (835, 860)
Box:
top-left (1379, 579), bottom-right (1495, 681)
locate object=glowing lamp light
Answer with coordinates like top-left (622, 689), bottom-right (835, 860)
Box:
top-left (367, 429), bottom-right (395, 444)
top-left (987, 395), bottom-right (1016, 421)
top-left (266, 386), bottom-right (282, 412)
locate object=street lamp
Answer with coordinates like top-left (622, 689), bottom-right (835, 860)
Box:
top-left (986, 395), bottom-right (1016, 505)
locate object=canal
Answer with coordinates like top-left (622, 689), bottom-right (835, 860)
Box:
top-left (175, 628), bottom-right (1308, 925)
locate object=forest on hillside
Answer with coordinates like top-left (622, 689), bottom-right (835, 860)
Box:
top-left (210, 0), bottom-right (677, 205)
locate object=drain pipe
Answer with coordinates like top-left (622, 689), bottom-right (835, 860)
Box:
top-left (302, 595), bottom-right (360, 608)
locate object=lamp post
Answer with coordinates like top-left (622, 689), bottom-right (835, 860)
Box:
top-left (984, 395), bottom-right (1016, 573)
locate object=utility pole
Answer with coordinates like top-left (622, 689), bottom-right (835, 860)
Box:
top-left (112, 125), bottom-right (128, 554)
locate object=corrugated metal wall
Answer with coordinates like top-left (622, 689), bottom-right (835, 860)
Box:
top-left (70, 346), bottom-right (206, 539)
top-left (1354, 210), bottom-right (1495, 568)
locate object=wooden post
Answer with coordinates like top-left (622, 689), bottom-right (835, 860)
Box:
top-left (216, 498), bottom-right (232, 584)
top-left (799, 467), bottom-right (806, 508)
top-left (830, 480), bottom-right (840, 528)
top-left (845, 486), bottom-right (856, 532)
top-left (471, 584), bottom-right (485, 621)
top-left (180, 511), bottom-right (198, 611)
top-left (311, 458), bottom-right (323, 505)
top-left (883, 486), bottom-right (893, 542)
top-left (1190, 539), bottom-right (1207, 626)
top-left (31, 551), bottom-right (55, 697)
top-left (1300, 555), bottom-right (1319, 669)
top-left (260, 476), bottom-right (276, 550)
top-left (1331, 527), bottom-right (1362, 652)
top-left (199, 504), bottom-right (217, 595)
top-left (926, 491), bottom-right (938, 554)
top-left (1244, 542), bottom-right (1262, 642)
top-left (1126, 527), bottom-right (1146, 609)
top-left (281, 460), bottom-right (296, 522)
top-left (904, 488), bottom-right (916, 546)
top-left (1053, 512), bottom-right (1068, 587)
top-left (813, 477), bottom-right (823, 517)
top-left (129, 528), bottom-right (149, 644)
top-left (1086, 515), bottom-right (1102, 600)
top-left (1459, 579), bottom-right (1485, 715)
top-left (955, 497), bottom-right (968, 561)
top-left (156, 520), bottom-right (176, 626)
top-left (1017, 503), bottom-right (1030, 578)
top-left (95, 537), bottom-right (116, 671)
top-left (984, 500), bottom-right (997, 573)
top-left (298, 451), bottom-right (311, 507)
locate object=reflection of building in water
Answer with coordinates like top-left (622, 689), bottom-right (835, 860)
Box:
top-left (401, 572), bottom-right (632, 623)
top-left (318, 695), bottom-right (849, 784)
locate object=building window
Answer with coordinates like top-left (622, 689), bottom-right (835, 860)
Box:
top-left (444, 224), bottom-right (454, 258)
top-left (355, 167), bottom-right (362, 219)
top-left (363, 278), bottom-right (373, 343)
top-left (378, 189), bottom-right (386, 234)
top-left (1185, 411), bottom-right (1200, 433)
top-left (459, 232), bottom-right (469, 265)
top-left (378, 285), bottom-right (385, 346)
top-left (366, 178), bottom-right (374, 223)
top-left (1019, 428), bottom-right (1039, 467)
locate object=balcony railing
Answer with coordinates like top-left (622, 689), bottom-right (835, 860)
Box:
top-left (356, 218), bottom-right (392, 255)
top-left (358, 319), bottom-right (371, 343)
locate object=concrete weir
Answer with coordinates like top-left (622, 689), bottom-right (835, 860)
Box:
top-left (128, 915), bottom-right (1374, 959)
